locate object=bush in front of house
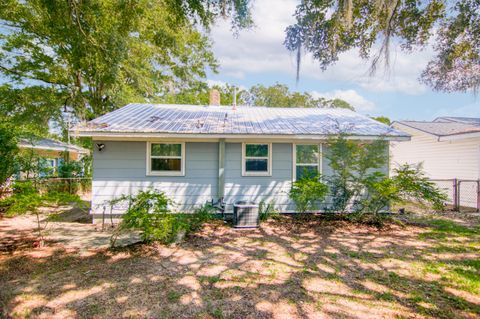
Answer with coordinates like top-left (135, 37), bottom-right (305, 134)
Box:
top-left (323, 135), bottom-right (447, 225)
top-left (110, 189), bottom-right (216, 245)
top-left (289, 173), bottom-right (329, 214)
top-left (391, 163), bottom-right (448, 211)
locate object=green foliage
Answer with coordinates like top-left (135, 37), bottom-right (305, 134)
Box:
top-left (164, 82), bottom-right (355, 110)
top-left (325, 99), bottom-right (355, 111)
top-left (0, 124), bottom-right (18, 186)
top-left (0, 181), bottom-right (81, 217)
top-left (372, 116), bottom-right (391, 125)
top-left (326, 135), bottom-right (388, 213)
top-left (12, 181), bottom-right (36, 195)
top-left (111, 189), bottom-right (215, 244)
top-left (58, 160), bottom-right (84, 178)
top-left (259, 201), bottom-right (279, 221)
top-left (289, 174), bottom-right (329, 213)
top-left (285, 0), bottom-right (479, 92)
top-left (324, 137), bottom-right (447, 224)
top-left (392, 164), bottom-right (448, 210)
top-left (0, 0), bottom-right (252, 123)
top-left (15, 148), bottom-right (55, 179)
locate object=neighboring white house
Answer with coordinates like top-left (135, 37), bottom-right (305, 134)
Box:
top-left (72, 103), bottom-right (410, 223)
top-left (391, 117), bottom-right (480, 208)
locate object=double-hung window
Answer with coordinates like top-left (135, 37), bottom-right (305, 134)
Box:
top-left (242, 143), bottom-right (271, 176)
top-left (147, 142), bottom-right (185, 176)
top-left (294, 144), bottom-right (321, 180)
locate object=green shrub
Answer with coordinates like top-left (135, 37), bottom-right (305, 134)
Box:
top-left (259, 201), bottom-right (279, 221)
top-left (324, 136), bottom-right (447, 225)
top-left (111, 189), bottom-right (215, 244)
top-left (12, 181), bottom-right (37, 195)
top-left (289, 174), bottom-right (328, 213)
top-left (392, 164), bottom-right (448, 210)
top-left (1, 186), bottom-right (81, 217)
top-left (326, 135), bottom-right (388, 213)
top-left (0, 124), bottom-right (18, 188)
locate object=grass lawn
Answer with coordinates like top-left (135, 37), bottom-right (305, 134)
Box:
top-left (0, 210), bottom-right (479, 319)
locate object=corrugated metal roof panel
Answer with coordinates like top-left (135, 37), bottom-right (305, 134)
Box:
top-left (74, 103), bottom-right (408, 138)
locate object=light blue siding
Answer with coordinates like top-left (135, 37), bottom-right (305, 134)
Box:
top-left (91, 141), bottom-right (218, 214)
top-left (223, 143), bottom-right (294, 212)
top-left (90, 140), bottom-right (389, 219)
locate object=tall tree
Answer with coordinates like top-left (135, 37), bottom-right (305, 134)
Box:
top-left (285, 0), bottom-right (480, 93)
top-left (0, 0), bottom-right (252, 125)
top-left (163, 82), bottom-right (356, 110)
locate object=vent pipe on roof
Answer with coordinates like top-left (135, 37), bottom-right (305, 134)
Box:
top-left (209, 89), bottom-right (220, 106)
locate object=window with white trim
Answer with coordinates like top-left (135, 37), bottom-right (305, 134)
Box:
top-left (294, 144), bottom-right (321, 180)
top-left (147, 142), bottom-right (185, 176)
top-left (242, 143), bottom-right (271, 176)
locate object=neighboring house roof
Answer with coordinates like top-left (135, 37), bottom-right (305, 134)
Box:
top-left (433, 116), bottom-right (480, 125)
top-left (19, 138), bottom-right (89, 154)
top-left (72, 103), bottom-right (409, 140)
top-left (393, 118), bottom-right (480, 141)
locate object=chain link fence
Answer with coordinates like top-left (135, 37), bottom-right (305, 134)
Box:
top-left (430, 179), bottom-right (479, 212)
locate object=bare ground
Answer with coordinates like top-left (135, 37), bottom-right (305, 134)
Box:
top-left (0, 209), bottom-right (479, 319)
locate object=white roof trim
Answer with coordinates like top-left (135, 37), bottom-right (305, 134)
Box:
top-left (72, 131), bottom-right (410, 141)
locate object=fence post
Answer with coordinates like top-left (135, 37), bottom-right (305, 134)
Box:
top-left (453, 178), bottom-right (459, 211)
top-left (477, 180), bottom-right (480, 213)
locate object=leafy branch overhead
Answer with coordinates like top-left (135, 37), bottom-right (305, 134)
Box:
top-left (0, 0), bottom-right (252, 123)
top-left (285, 0), bottom-right (480, 92)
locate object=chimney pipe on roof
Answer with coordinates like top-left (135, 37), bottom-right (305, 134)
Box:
top-left (209, 89), bottom-right (220, 106)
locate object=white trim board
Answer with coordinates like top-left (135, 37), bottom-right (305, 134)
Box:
top-left (76, 131), bottom-right (410, 141)
top-left (241, 142), bottom-right (272, 177)
top-left (146, 141), bottom-right (186, 176)
top-left (292, 143), bottom-right (323, 181)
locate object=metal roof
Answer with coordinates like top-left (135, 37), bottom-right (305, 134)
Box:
top-left (19, 138), bottom-right (89, 154)
top-left (395, 120), bottom-right (480, 137)
top-left (72, 103), bottom-right (409, 140)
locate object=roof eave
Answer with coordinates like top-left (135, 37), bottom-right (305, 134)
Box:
top-left (70, 130), bottom-right (411, 142)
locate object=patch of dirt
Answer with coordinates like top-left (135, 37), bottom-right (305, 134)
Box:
top-left (0, 214), bottom-right (479, 319)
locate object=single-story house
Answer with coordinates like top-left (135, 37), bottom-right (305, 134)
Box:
top-left (19, 138), bottom-right (89, 161)
top-left (18, 138), bottom-right (90, 176)
top-left (390, 117), bottom-right (480, 208)
top-left (72, 103), bottom-right (409, 222)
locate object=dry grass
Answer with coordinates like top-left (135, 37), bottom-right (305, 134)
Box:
top-left (1, 210), bottom-right (479, 319)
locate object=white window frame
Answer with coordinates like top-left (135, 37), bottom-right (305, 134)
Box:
top-left (146, 141), bottom-right (185, 176)
top-left (293, 143), bottom-right (323, 181)
top-left (242, 142), bottom-right (272, 177)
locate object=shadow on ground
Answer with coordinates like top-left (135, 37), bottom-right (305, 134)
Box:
top-left (0, 213), bottom-right (479, 319)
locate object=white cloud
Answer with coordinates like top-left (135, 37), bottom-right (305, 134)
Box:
top-left (210, 0), bottom-right (433, 95)
top-left (311, 89), bottom-right (376, 112)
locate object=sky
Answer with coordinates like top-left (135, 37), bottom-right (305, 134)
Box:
top-left (205, 0), bottom-right (479, 121)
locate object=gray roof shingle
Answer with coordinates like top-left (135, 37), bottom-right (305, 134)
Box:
top-left (396, 120), bottom-right (480, 137)
top-left (73, 103), bottom-right (408, 139)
